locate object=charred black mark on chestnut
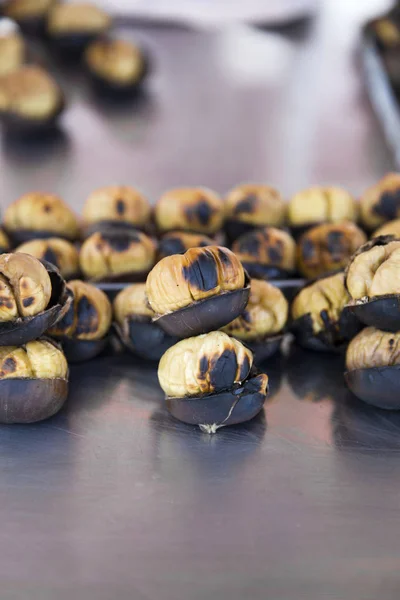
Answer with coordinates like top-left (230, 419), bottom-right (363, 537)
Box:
top-left (198, 355), bottom-right (209, 381)
top-left (320, 310), bottom-right (331, 328)
top-left (326, 231), bottom-right (345, 258)
top-left (75, 295), bottom-right (98, 335)
top-left (267, 240), bottom-right (283, 264)
top-left (159, 237), bottom-right (186, 257)
top-left (2, 357), bottom-right (16, 373)
top-left (217, 247), bottom-right (233, 267)
top-left (22, 297), bottom-right (34, 308)
top-left (116, 199), bottom-right (125, 215)
top-left (210, 349), bottom-right (238, 392)
top-left (233, 194), bottom-right (257, 216)
top-left (301, 239), bottom-right (315, 260)
top-left (373, 189), bottom-right (400, 219)
top-left (237, 235), bottom-right (260, 256)
top-left (390, 338), bottom-right (395, 348)
top-left (55, 299), bottom-right (74, 332)
top-left (182, 249), bottom-right (218, 291)
top-left (239, 355), bottom-right (250, 381)
top-left (102, 234), bottom-right (135, 252)
top-left (241, 309), bottom-right (251, 323)
top-left (0, 297), bottom-right (14, 309)
top-left (43, 247), bottom-right (60, 268)
top-left (185, 199), bottom-right (215, 227)
top-left (43, 205), bottom-right (52, 213)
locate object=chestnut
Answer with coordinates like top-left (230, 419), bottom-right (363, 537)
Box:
top-left (369, 16), bottom-right (400, 51)
top-left (288, 186), bottom-right (357, 238)
top-left (46, 2), bottom-right (111, 59)
top-left (0, 253), bottom-right (70, 345)
top-left (158, 331), bottom-right (269, 433)
top-left (0, 65), bottom-right (65, 134)
top-left (224, 184), bottom-right (286, 242)
top-left (2, 0), bottom-right (57, 35)
top-left (82, 185), bottom-right (152, 236)
top-left (15, 237), bottom-right (80, 280)
top-left (79, 227), bottom-right (156, 283)
top-left (372, 218), bottom-right (400, 238)
top-left (291, 272), bottom-right (361, 352)
top-left (154, 187), bottom-right (224, 236)
top-left (222, 279), bottom-right (288, 362)
top-left (113, 283), bottom-right (179, 361)
top-left (345, 327), bottom-right (400, 409)
top-left (297, 221), bottom-right (367, 280)
top-left (0, 337), bottom-right (68, 423)
top-left (4, 191), bottom-right (80, 244)
top-left (232, 226), bottom-right (296, 279)
top-left (48, 279), bottom-right (112, 362)
top-left (360, 173), bottom-right (400, 231)
top-left (345, 235), bottom-right (400, 331)
top-left (0, 228), bottom-right (11, 254)
top-left (84, 37), bottom-right (149, 96)
top-left (0, 18), bottom-right (25, 77)
top-left (146, 246), bottom-right (250, 338)
top-left (157, 231), bottom-right (214, 261)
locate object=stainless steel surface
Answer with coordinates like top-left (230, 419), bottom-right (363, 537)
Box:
top-left (0, 4), bottom-right (399, 598)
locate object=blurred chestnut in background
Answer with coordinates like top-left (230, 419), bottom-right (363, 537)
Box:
top-left (16, 237), bottom-right (80, 279)
top-left (372, 218), bottom-right (400, 238)
top-left (360, 173), bottom-right (400, 231)
top-left (232, 226), bottom-right (296, 279)
top-left (2, 0), bottom-right (57, 35)
top-left (157, 231), bottom-right (213, 261)
top-left (297, 221), bottom-right (366, 279)
top-left (0, 228), bottom-right (11, 254)
top-left (4, 191), bottom-right (80, 244)
top-left (0, 18), bottom-right (25, 77)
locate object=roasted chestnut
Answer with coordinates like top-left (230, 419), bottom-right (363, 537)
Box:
top-left (224, 184), bottom-right (286, 242)
top-left (84, 37), bottom-right (149, 95)
top-left (15, 237), bottom-right (80, 280)
top-left (291, 272), bottom-right (361, 352)
top-left (232, 226), bottom-right (296, 279)
top-left (372, 218), bottom-right (400, 238)
top-left (0, 228), bottom-right (11, 254)
top-left (4, 191), bottom-right (80, 244)
top-left (114, 283), bottom-right (179, 361)
top-left (345, 235), bottom-right (400, 331)
top-left (48, 279), bottom-right (112, 362)
top-left (154, 187), bottom-right (224, 236)
top-left (3, 0), bottom-right (57, 34)
top-left (288, 186), bottom-right (357, 237)
top-left (360, 173), bottom-right (400, 231)
top-left (0, 65), bottom-right (65, 134)
top-left (158, 331), bottom-right (269, 433)
top-left (157, 231), bottom-right (214, 261)
top-left (370, 16), bottom-right (400, 51)
top-left (79, 227), bottom-right (156, 282)
top-left (82, 185), bottom-right (151, 236)
top-left (297, 221), bottom-right (367, 280)
top-left (222, 279), bottom-right (288, 362)
top-left (46, 2), bottom-right (111, 59)
top-left (345, 327), bottom-right (400, 409)
top-left (0, 18), bottom-right (25, 77)
top-left (146, 246), bottom-right (250, 338)
top-left (0, 253), bottom-right (70, 345)
top-left (0, 337), bottom-right (68, 423)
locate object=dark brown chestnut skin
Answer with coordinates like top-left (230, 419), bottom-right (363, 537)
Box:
top-left (166, 373), bottom-right (268, 433)
top-left (345, 366), bottom-right (400, 410)
top-left (0, 96), bottom-right (65, 137)
top-left (242, 335), bottom-right (284, 364)
top-left (157, 231), bottom-right (214, 261)
top-left (0, 259), bottom-right (70, 347)
top-left (115, 317), bottom-right (179, 362)
top-left (0, 377), bottom-right (68, 423)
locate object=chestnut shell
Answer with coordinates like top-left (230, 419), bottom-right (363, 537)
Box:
top-left (0, 260), bottom-right (70, 346)
top-left (166, 373), bottom-right (268, 433)
top-left (0, 377), bottom-right (68, 423)
top-left (87, 49), bottom-right (150, 97)
top-left (291, 306), bottom-right (361, 353)
top-left (240, 261), bottom-right (294, 281)
top-left (48, 33), bottom-right (103, 60)
top-left (6, 227), bottom-right (78, 246)
top-left (345, 365), bottom-right (400, 410)
top-left (224, 219), bottom-right (259, 244)
top-left (243, 334), bottom-right (284, 364)
top-left (115, 317), bottom-right (179, 361)
top-left (0, 96), bottom-right (65, 137)
top-left (155, 273), bottom-right (251, 338)
top-left (54, 336), bottom-right (109, 363)
top-left (83, 220), bottom-right (148, 239)
top-left (348, 295), bottom-right (400, 333)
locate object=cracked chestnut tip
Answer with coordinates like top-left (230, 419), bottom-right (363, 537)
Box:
top-left (79, 227), bottom-right (156, 283)
top-left (46, 2), bottom-right (112, 58)
top-left (0, 19), bottom-right (25, 77)
top-left (288, 186), bottom-right (357, 234)
top-left (113, 283), bottom-right (179, 361)
top-left (4, 192), bottom-right (80, 243)
top-left (146, 245), bottom-right (250, 338)
top-left (154, 187), bottom-right (224, 235)
top-left (85, 37), bottom-right (149, 94)
top-left (360, 173), bottom-right (400, 231)
top-left (48, 279), bottom-right (112, 362)
top-left (0, 337), bottom-right (68, 423)
top-left (15, 237), bottom-right (80, 280)
top-left (157, 231), bottom-right (214, 261)
top-left (232, 226), bottom-right (296, 280)
top-left (82, 185), bottom-right (151, 234)
top-left (0, 65), bottom-right (65, 134)
top-left (224, 184), bottom-right (286, 242)
top-left (222, 279), bottom-right (288, 362)
top-left (345, 327), bottom-right (400, 409)
top-left (345, 235), bottom-right (400, 331)
top-left (159, 331), bottom-right (269, 432)
top-left (0, 253), bottom-right (70, 345)
top-left (291, 271), bottom-right (361, 352)
top-left (297, 221), bottom-right (366, 280)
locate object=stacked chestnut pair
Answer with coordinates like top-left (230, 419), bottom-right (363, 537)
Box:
top-left (344, 236), bottom-right (400, 410)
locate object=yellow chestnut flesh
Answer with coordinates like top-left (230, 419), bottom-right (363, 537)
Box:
top-left (360, 173), bottom-right (400, 230)
top-left (82, 185), bottom-right (151, 228)
top-left (346, 239), bottom-right (400, 299)
top-left (0, 338), bottom-right (68, 379)
top-left (85, 39), bottom-right (145, 85)
top-left (158, 331), bottom-right (253, 398)
top-left (222, 279), bottom-right (288, 340)
top-left (113, 283), bottom-right (153, 325)
top-left (372, 218), bottom-right (400, 238)
top-left (346, 327), bottom-right (400, 371)
top-left (225, 184), bottom-right (285, 227)
top-left (47, 3), bottom-right (111, 35)
top-left (288, 186), bottom-right (357, 227)
top-left (0, 29), bottom-right (25, 77)
top-left (232, 227), bottom-right (296, 271)
top-left (16, 237), bottom-right (79, 279)
top-left (155, 187), bottom-right (224, 235)
top-left (4, 0), bottom-right (56, 20)
top-left (146, 246), bottom-right (245, 315)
